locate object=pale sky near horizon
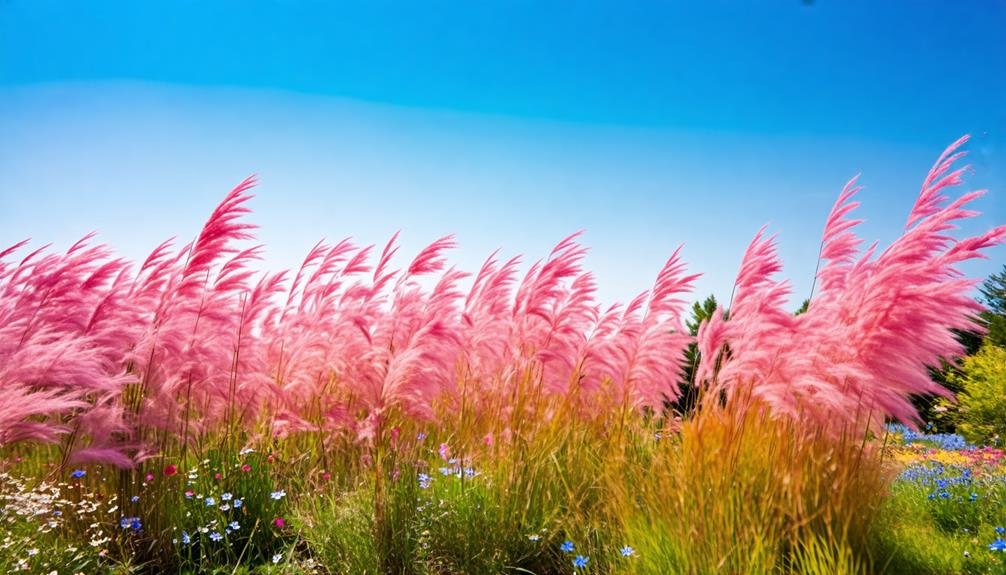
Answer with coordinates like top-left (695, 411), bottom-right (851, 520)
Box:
top-left (1, 2), bottom-right (1003, 308)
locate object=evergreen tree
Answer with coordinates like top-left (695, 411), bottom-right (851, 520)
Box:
top-left (673, 295), bottom-right (718, 415)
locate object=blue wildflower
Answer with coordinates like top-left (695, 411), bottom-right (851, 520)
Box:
top-left (221, 492), bottom-right (232, 501)
top-left (989, 538), bottom-right (1006, 552)
top-left (229, 521), bottom-right (240, 531)
top-left (620, 545), bottom-right (635, 557)
top-left (572, 555), bottom-right (589, 568)
top-left (120, 516), bottom-right (141, 530)
top-left (181, 531), bottom-right (191, 545)
top-left (233, 498), bottom-right (243, 508)
top-left (418, 473), bottom-right (432, 489)
top-left (209, 531), bottom-right (223, 542)
top-left (560, 540), bottom-right (575, 553)
top-left (70, 469), bottom-right (86, 479)
top-left (270, 490), bottom-right (286, 500)
top-left (997, 526), bottom-right (1006, 535)
top-left (205, 497), bottom-right (216, 506)
top-left (130, 495), bottom-right (140, 503)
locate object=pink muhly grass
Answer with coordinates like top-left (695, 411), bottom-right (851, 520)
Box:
top-left (696, 135), bottom-right (1006, 429)
top-left (0, 234), bottom-right (138, 463)
top-left (0, 136), bottom-right (999, 466)
top-left (564, 246), bottom-right (697, 416)
top-left (584, 247), bottom-right (699, 411)
top-left (354, 235), bottom-right (467, 440)
top-left (511, 233), bottom-right (595, 394)
top-left (126, 176), bottom-right (269, 442)
top-left (459, 250), bottom-right (522, 377)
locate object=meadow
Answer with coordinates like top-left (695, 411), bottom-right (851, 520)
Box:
top-left (1, 136), bottom-right (1005, 574)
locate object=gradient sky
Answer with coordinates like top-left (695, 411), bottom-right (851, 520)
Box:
top-left (1, 1), bottom-right (1004, 308)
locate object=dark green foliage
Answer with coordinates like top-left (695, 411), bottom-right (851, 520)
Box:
top-left (979, 265), bottom-right (1006, 348)
top-left (672, 295), bottom-right (718, 416)
top-left (795, 298), bottom-right (810, 316)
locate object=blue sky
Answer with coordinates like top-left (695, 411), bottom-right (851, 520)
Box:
top-left (1, 1), bottom-right (1003, 307)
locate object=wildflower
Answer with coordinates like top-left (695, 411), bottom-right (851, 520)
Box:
top-left (233, 499), bottom-right (243, 508)
top-left (997, 526), bottom-right (1006, 535)
top-left (181, 531), bottom-right (191, 545)
top-left (239, 448), bottom-right (254, 456)
top-left (184, 490), bottom-right (194, 499)
top-left (163, 465), bottom-right (177, 476)
top-left (989, 538), bottom-right (1006, 552)
top-left (70, 470), bottom-right (86, 479)
top-left (573, 555), bottom-right (589, 568)
top-left (321, 472), bottom-right (331, 481)
top-left (241, 464), bottom-right (252, 473)
top-left (272, 553), bottom-right (283, 564)
top-left (130, 495), bottom-right (139, 503)
top-left (229, 521), bottom-right (239, 530)
top-left (270, 490), bottom-right (286, 500)
top-left (204, 497), bottom-right (216, 506)
top-left (214, 472), bottom-right (222, 480)
top-left (209, 531), bottom-right (223, 542)
top-left (273, 517), bottom-right (286, 528)
top-left (417, 432), bottom-right (427, 441)
top-left (620, 545), bottom-right (636, 557)
top-left (528, 534), bottom-right (541, 542)
top-left (221, 492), bottom-right (232, 501)
top-left (439, 443), bottom-right (451, 461)
top-left (144, 473), bottom-right (154, 482)
top-left (418, 473), bottom-right (432, 489)
top-left (219, 504), bottom-right (231, 511)
top-left (561, 540), bottom-right (575, 553)
top-left (119, 517), bottom-right (141, 531)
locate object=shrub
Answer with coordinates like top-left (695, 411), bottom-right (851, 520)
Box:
top-left (953, 344), bottom-right (1006, 446)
